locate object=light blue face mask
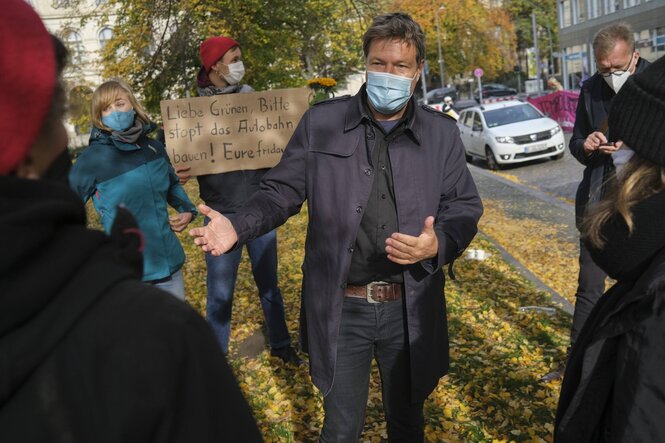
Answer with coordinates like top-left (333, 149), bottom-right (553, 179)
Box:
top-left (366, 71), bottom-right (416, 115)
top-left (102, 109), bottom-right (136, 132)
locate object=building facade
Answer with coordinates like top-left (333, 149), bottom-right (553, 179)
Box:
top-left (29, 0), bottom-right (115, 145)
top-left (558, 0), bottom-right (665, 89)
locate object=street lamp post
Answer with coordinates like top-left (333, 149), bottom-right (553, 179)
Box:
top-left (435, 6), bottom-right (445, 89)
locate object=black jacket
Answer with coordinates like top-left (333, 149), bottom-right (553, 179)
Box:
top-left (195, 83), bottom-right (268, 214)
top-left (555, 189), bottom-right (665, 442)
top-left (0, 176), bottom-right (262, 442)
top-left (569, 58), bottom-right (650, 224)
top-left (229, 87), bottom-right (483, 401)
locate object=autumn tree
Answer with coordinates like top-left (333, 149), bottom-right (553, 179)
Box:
top-left (90, 0), bottom-right (381, 115)
top-left (504, 0), bottom-right (559, 75)
top-left (391, 0), bottom-right (516, 82)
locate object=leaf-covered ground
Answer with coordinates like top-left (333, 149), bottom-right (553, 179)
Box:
top-left (88, 178), bottom-right (572, 442)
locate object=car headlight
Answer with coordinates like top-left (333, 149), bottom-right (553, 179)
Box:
top-left (550, 126), bottom-right (562, 136)
top-left (495, 136), bottom-right (514, 143)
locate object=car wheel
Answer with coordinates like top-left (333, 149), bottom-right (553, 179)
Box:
top-left (551, 152), bottom-right (564, 160)
top-left (485, 146), bottom-right (501, 170)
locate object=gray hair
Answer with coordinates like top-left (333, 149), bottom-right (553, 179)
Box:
top-left (593, 23), bottom-right (635, 58)
top-left (362, 12), bottom-right (425, 64)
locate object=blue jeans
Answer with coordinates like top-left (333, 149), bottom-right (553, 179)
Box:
top-left (153, 268), bottom-right (185, 301)
top-left (320, 296), bottom-right (425, 442)
top-left (205, 224), bottom-right (290, 354)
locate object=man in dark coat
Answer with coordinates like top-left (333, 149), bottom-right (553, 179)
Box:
top-left (190, 12), bottom-right (483, 441)
top-left (0, 2), bottom-right (262, 441)
top-left (555, 54), bottom-right (665, 442)
top-left (543, 23), bottom-right (651, 381)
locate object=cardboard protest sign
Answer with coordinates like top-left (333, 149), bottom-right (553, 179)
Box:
top-left (160, 87), bottom-right (309, 175)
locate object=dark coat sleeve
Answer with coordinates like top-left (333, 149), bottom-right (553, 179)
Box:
top-left (569, 81), bottom-right (606, 168)
top-left (228, 112), bottom-right (309, 243)
top-left (610, 293), bottom-right (665, 441)
top-left (430, 123), bottom-right (483, 271)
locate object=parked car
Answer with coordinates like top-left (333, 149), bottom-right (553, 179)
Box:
top-left (473, 83), bottom-right (517, 101)
top-left (423, 86), bottom-right (458, 104)
top-left (457, 100), bottom-right (566, 170)
top-left (451, 99), bottom-right (477, 113)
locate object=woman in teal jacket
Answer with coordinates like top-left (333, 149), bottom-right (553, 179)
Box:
top-left (70, 79), bottom-right (197, 300)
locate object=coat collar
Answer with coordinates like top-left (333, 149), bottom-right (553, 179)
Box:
top-left (344, 84), bottom-right (422, 145)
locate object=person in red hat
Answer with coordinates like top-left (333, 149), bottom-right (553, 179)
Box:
top-left (0, 1), bottom-right (262, 440)
top-left (180, 35), bottom-right (302, 364)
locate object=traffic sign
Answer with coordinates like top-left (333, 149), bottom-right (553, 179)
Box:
top-left (474, 68), bottom-right (484, 78)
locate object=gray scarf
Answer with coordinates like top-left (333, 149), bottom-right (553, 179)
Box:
top-left (111, 117), bottom-right (143, 144)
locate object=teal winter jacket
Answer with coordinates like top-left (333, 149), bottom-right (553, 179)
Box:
top-left (69, 123), bottom-right (197, 282)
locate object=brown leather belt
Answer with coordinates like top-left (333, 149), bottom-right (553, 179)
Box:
top-left (345, 281), bottom-right (402, 303)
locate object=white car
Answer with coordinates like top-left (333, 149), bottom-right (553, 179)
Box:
top-left (456, 100), bottom-right (566, 170)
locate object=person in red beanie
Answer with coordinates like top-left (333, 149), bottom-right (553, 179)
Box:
top-left (0, 1), bottom-right (262, 441)
top-left (182, 35), bottom-right (302, 365)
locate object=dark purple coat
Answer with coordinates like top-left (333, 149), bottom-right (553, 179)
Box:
top-left (229, 89), bottom-right (483, 401)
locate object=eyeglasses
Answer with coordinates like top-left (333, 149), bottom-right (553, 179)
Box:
top-left (597, 52), bottom-right (634, 78)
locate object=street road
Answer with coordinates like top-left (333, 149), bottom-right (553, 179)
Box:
top-left (467, 133), bottom-right (583, 201)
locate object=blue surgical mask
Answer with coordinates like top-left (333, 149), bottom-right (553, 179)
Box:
top-left (366, 71), bottom-right (416, 115)
top-left (102, 109), bottom-right (136, 131)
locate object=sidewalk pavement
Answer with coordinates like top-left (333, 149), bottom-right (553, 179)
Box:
top-left (469, 164), bottom-right (577, 315)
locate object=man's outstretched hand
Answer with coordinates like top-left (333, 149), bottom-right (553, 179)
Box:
top-left (385, 216), bottom-right (438, 265)
top-left (189, 204), bottom-right (238, 256)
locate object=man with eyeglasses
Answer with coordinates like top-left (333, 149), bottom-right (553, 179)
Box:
top-left (541, 22), bottom-right (651, 382)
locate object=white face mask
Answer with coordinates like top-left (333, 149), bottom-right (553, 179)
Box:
top-left (611, 145), bottom-right (635, 178)
top-left (603, 69), bottom-right (631, 94)
top-left (221, 61), bottom-right (245, 85)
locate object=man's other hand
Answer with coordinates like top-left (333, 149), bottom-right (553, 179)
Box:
top-left (385, 216), bottom-right (438, 265)
top-left (189, 205), bottom-right (238, 256)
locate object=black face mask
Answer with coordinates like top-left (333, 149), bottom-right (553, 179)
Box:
top-left (42, 148), bottom-right (72, 186)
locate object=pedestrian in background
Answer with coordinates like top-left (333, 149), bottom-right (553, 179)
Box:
top-left (555, 54), bottom-right (665, 442)
top-left (190, 13), bottom-right (482, 441)
top-left (543, 22), bottom-right (651, 381)
top-left (0, 1), bottom-right (262, 440)
top-left (69, 79), bottom-right (197, 300)
top-left (182, 35), bottom-right (301, 363)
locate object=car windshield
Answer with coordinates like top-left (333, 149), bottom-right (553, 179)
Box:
top-left (483, 104), bottom-right (542, 128)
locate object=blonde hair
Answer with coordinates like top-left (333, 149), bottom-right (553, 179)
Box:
top-left (91, 78), bottom-right (151, 131)
top-left (582, 155), bottom-right (665, 248)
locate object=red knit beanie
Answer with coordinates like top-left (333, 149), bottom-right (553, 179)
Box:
top-left (0, 0), bottom-right (56, 175)
top-left (199, 36), bottom-right (240, 73)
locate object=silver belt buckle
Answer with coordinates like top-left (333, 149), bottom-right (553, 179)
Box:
top-left (366, 281), bottom-right (388, 303)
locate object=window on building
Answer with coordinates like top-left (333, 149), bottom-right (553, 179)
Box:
top-left (52, 0), bottom-right (75, 7)
top-left (564, 45), bottom-right (588, 89)
top-left (604, 0), bottom-right (619, 13)
top-left (574, 0), bottom-right (587, 23)
top-left (98, 27), bottom-right (112, 49)
top-left (623, 0), bottom-right (640, 7)
top-left (655, 27), bottom-right (665, 52)
top-left (589, 0), bottom-right (601, 18)
top-left (64, 30), bottom-right (84, 64)
top-left (560, 0), bottom-right (572, 28)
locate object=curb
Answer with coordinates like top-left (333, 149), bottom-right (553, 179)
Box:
top-left (479, 230), bottom-right (574, 316)
top-left (469, 164), bottom-right (575, 316)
